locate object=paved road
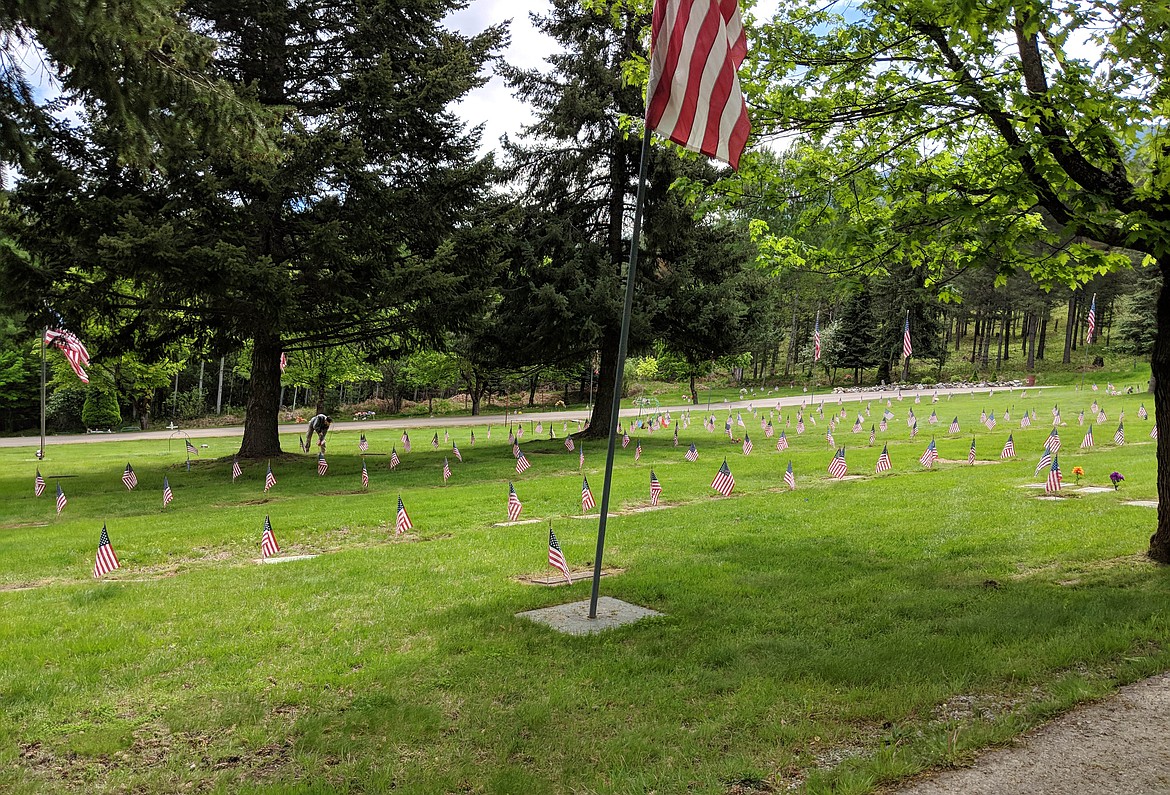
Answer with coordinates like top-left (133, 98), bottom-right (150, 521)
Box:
top-left (1, 384), bottom-right (1038, 450)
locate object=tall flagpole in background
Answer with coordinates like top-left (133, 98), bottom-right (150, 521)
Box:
top-left (588, 0), bottom-right (751, 620)
top-left (38, 327), bottom-right (46, 460)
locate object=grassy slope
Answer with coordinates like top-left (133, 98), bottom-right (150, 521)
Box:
top-left (1, 384), bottom-right (1168, 794)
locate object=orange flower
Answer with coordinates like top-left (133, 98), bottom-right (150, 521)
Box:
top-left (1072, 466), bottom-right (1085, 476)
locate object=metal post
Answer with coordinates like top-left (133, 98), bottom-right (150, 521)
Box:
top-left (589, 133), bottom-right (652, 620)
top-left (216, 356), bottom-right (225, 414)
top-left (38, 328), bottom-right (46, 459)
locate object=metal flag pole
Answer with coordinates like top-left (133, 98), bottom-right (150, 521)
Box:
top-left (38, 327), bottom-right (47, 460)
top-left (589, 132), bottom-right (652, 620)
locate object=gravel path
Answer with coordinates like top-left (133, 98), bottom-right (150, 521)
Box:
top-left (893, 672), bottom-right (1170, 794)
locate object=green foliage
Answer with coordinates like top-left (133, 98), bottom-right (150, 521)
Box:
top-left (81, 386), bottom-right (121, 429)
top-left (44, 385), bottom-right (86, 431)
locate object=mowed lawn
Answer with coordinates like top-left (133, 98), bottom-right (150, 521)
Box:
top-left (2, 386), bottom-right (1168, 794)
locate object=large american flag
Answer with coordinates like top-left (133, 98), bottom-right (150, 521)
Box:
top-left (645, 0), bottom-right (751, 168)
top-left (813, 311), bottom-right (822, 361)
top-left (162, 476), bottom-right (174, 507)
top-left (828, 448), bottom-right (847, 478)
top-left (1085, 293), bottom-right (1097, 344)
top-left (93, 524), bottom-right (121, 577)
top-left (875, 444), bottom-right (891, 473)
top-left (122, 463), bottom-right (137, 490)
top-left (582, 476), bottom-right (595, 512)
top-left (261, 514), bottom-right (280, 557)
top-left (1001, 434), bottom-right (1015, 458)
top-left (44, 327), bottom-right (91, 383)
top-left (784, 460), bottom-right (795, 490)
top-left (264, 464), bottom-right (277, 492)
top-left (507, 482), bottom-right (523, 521)
top-left (902, 314), bottom-right (913, 360)
top-left (396, 495), bottom-right (413, 534)
top-left (34, 469), bottom-right (45, 497)
top-left (686, 442), bottom-right (699, 462)
top-left (1045, 455), bottom-right (1063, 494)
top-left (55, 482), bottom-right (67, 514)
top-left (548, 526), bottom-right (572, 584)
top-left (711, 459), bottom-right (735, 496)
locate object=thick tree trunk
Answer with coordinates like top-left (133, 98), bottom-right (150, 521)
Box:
top-left (1027, 313), bottom-right (1038, 371)
top-left (1038, 315), bottom-right (1048, 359)
top-left (239, 332), bottom-right (283, 457)
top-left (689, 373), bottom-right (698, 406)
top-left (1150, 258), bottom-right (1170, 563)
top-left (584, 326), bottom-right (621, 438)
top-left (970, 312), bottom-right (981, 364)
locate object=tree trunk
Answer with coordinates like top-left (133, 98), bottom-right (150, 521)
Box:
top-left (1027, 313), bottom-right (1038, 371)
top-left (1038, 315), bottom-right (1048, 360)
top-left (1063, 295), bottom-right (1076, 363)
top-left (689, 372), bottom-right (698, 406)
top-left (528, 374), bottom-right (538, 407)
top-left (239, 332), bottom-right (283, 457)
top-left (1149, 257), bottom-right (1170, 563)
top-left (584, 326), bottom-right (621, 438)
top-left (970, 312), bottom-right (981, 364)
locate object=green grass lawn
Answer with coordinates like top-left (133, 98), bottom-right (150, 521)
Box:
top-left (2, 385), bottom-right (1168, 793)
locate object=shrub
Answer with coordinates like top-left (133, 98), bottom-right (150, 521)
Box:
top-left (82, 387), bottom-right (121, 429)
top-left (45, 385), bottom-right (87, 431)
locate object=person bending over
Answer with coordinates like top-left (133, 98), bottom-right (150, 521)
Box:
top-left (302, 414), bottom-right (332, 452)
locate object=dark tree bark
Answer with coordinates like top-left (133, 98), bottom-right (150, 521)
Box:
top-left (1151, 258), bottom-right (1170, 563)
top-left (239, 332), bottom-right (283, 457)
top-left (1027, 313), bottom-right (1038, 371)
top-left (1063, 295), bottom-right (1076, 363)
top-left (1038, 315), bottom-right (1048, 360)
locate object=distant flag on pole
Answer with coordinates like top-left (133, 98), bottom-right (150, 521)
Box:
top-left (396, 495), bottom-right (413, 534)
top-left (813, 311), bottom-right (822, 362)
top-left (361, 459), bottom-right (369, 489)
top-left (1081, 427), bottom-right (1094, 448)
top-left (1115, 422), bottom-right (1125, 445)
top-left (548, 526), bottom-right (572, 584)
top-left (317, 452), bottom-right (328, 476)
top-left (56, 482), bottom-right (67, 514)
top-left (359, 434), bottom-right (368, 452)
top-left (650, 470), bottom-right (662, 505)
top-left (122, 463), bottom-right (138, 490)
top-left (44, 327), bottom-right (91, 383)
top-left (390, 447), bottom-right (400, 470)
top-left (919, 438), bottom-right (938, 468)
top-left (902, 313), bottom-right (913, 360)
top-left (968, 437), bottom-right (977, 465)
top-left (828, 447), bottom-right (848, 478)
top-left (34, 469), bottom-right (46, 497)
top-left (261, 514), bottom-right (280, 558)
top-left (784, 460), bottom-right (795, 490)
top-left (93, 524), bottom-right (121, 577)
top-left (232, 457), bottom-right (242, 481)
top-left (711, 459), bottom-right (735, 496)
top-left (685, 442), bottom-right (699, 462)
top-left (875, 444), bottom-right (892, 473)
top-left (279, 352), bottom-right (287, 373)
top-left (264, 463), bottom-right (277, 492)
top-left (1001, 433), bottom-right (1016, 458)
top-left (645, 0), bottom-right (751, 169)
top-left (1046, 455), bottom-right (1063, 494)
top-left (582, 477), bottom-right (595, 512)
top-left (162, 476), bottom-right (174, 507)
top-left (507, 482), bottom-right (523, 521)
top-left (1085, 293), bottom-right (1097, 344)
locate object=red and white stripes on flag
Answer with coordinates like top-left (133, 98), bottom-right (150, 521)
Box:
top-left (44, 328), bottom-right (91, 383)
top-left (902, 315), bottom-right (913, 360)
top-left (582, 477), bottom-right (595, 512)
top-left (645, 0), bottom-right (751, 169)
top-left (507, 482), bottom-right (523, 522)
top-left (396, 495), bottom-right (413, 534)
top-left (261, 515), bottom-right (280, 558)
top-left (1085, 294), bottom-right (1097, 344)
top-left (34, 469), bottom-right (46, 497)
top-left (784, 460), bottom-right (795, 490)
top-left (813, 311), bottom-right (822, 362)
top-left (548, 527), bottom-right (572, 584)
top-left (711, 459), bottom-right (735, 496)
top-left (93, 524), bottom-right (120, 577)
top-left (650, 470), bottom-right (663, 505)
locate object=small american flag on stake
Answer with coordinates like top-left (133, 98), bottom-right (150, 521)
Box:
top-left (742, 434), bottom-right (752, 455)
top-left (1001, 434), bottom-right (1015, 458)
top-left (56, 482), bottom-right (67, 514)
top-left (35, 469), bottom-right (45, 497)
top-left (548, 525), bottom-right (572, 584)
top-left (949, 417), bottom-right (960, 434)
top-left (122, 463), bottom-right (138, 490)
top-left (581, 477), bottom-right (595, 512)
top-left (162, 476), bottom-right (174, 507)
top-left (264, 464), bottom-right (277, 492)
top-left (359, 434), bottom-right (368, 452)
top-left (968, 437), bottom-right (977, 465)
top-left (649, 470), bottom-right (662, 506)
top-left (186, 439), bottom-right (198, 456)
top-left (919, 439), bottom-right (938, 468)
top-left (711, 459), bottom-right (735, 496)
top-left (507, 483), bottom-right (523, 521)
top-left (361, 460), bottom-right (369, 489)
top-left (93, 524), bottom-right (120, 577)
top-left (1081, 427), bottom-right (1094, 448)
top-left (875, 444), bottom-right (891, 473)
top-left (565, 436), bottom-right (575, 452)
top-left (1046, 455), bottom-right (1063, 494)
top-left (390, 447), bottom-right (400, 469)
top-left (685, 442), bottom-right (699, 462)
top-left (635, 440), bottom-right (642, 461)
top-left (828, 447), bottom-right (848, 478)
top-left (232, 457), bottom-right (242, 481)
top-left (396, 495), bottom-right (413, 534)
top-left (317, 452), bottom-right (329, 476)
top-left (784, 460), bottom-right (795, 490)
top-left (443, 458), bottom-right (452, 483)
top-left (452, 443), bottom-right (462, 463)
top-left (261, 514), bottom-right (280, 558)
top-left (515, 452), bottom-right (531, 474)
top-left (1115, 422), bottom-right (1125, 445)
top-left (776, 431), bottom-right (788, 451)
